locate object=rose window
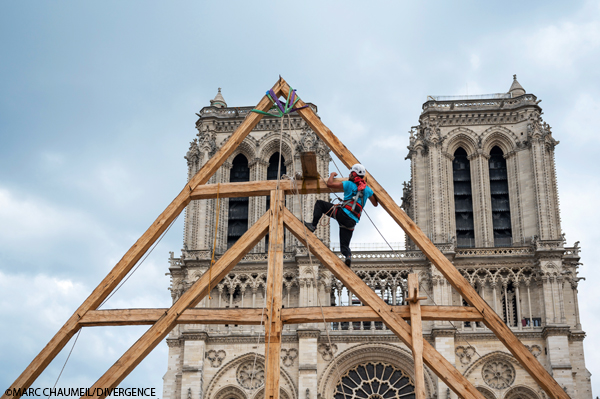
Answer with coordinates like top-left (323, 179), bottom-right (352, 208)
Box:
top-left (482, 360), bottom-right (515, 389)
top-left (237, 361), bottom-right (265, 390)
top-left (334, 362), bottom-right (415, 399)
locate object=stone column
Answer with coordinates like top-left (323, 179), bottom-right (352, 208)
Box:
top-left (543, 327), bottom-right (575, 395)
top-left (298, 330), bottom-right (319, 399)
top-left (179, 333), bottom-right (207, 399)
top-left (163, 339), bottom-right (183, 399)
top-left (432, 329), bottom-right (457, 399)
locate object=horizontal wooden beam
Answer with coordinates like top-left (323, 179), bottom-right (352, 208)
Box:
top-left (281, 305), bottom-right (483, 324)
top-left (79, 305), bottom-right (482, 327)
top-left (79, 308), bottom-right (267, 326)
top-left (190, 178), bottom-right (344, 200)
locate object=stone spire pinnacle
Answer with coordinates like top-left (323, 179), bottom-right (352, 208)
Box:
top-left (508, 75), bottom-right (526, 97)
top-left (210, 87), bottom-right (227, 108)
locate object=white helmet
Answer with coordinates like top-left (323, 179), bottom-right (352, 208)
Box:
top-left (350, 163), bottom-right (366, 177)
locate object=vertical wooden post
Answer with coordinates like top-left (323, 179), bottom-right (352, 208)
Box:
top-left (407, 274), bottom-right (427, 399)
top-left (264, 190), bottom-right (285, 399)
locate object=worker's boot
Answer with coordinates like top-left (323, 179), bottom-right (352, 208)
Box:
top-left (303, 221), bottom-right (316, 233)
top-left (345, 256), bottom-right (352, 267)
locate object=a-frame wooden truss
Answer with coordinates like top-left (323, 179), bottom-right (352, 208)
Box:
top-left (3, 77), bottom-right (571, 399)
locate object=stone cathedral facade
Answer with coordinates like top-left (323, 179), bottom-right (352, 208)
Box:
top-left (162, 79), bottom-right (591, 399)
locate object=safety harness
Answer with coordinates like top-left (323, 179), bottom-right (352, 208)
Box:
top-left (332, 174), bottom-right (367, 230)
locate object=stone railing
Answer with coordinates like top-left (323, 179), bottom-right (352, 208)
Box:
top-left (455, 247), bottom-right (533, 257)
top-left (423, 95), bottom-right (537, 113)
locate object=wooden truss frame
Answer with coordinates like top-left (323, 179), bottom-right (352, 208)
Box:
top-left (3, 77), bottom-right (570, 399)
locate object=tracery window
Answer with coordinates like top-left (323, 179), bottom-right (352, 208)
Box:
top-left (265, 152), bottom-right (286, 250)
top-left (334, 362), bottom-right (415, 399)
top-left (453, 148), bottom-right (475, 248)
top-left (488, 146), bottom-right (512, 247)
top-left (228, 154), bottom-right (250, 248)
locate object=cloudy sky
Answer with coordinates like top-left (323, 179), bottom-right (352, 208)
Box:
top-left (1, 0), bottom-right (600, 396)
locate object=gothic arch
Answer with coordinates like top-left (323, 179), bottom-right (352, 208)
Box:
top-left (251, 387), bottom-right (292, 399)
top-left (503, 385), bottom-right (541, 399)
top-left (227, 141), bottom-right (257, 168)
top-left (205, 353), bottom-right (297, 399)
top-left (257, 131), bottom-right (295, 167)
top-left (477, 386), bottom-right (498, 399)
top-left (317, 343), bottom-right (435, 399)
top-left (213, 385), bottom-right (247, 399)
top-left (481, 127), bottom-right (518, 155)
top-left (443, 127), bottom-right (479, 158)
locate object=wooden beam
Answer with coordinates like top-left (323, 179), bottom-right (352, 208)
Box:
top-left (264, 190), bottom-right (285, 399)
top-left (78, 305), bottom-right (483, 326)
top-left (281, 305), bottom-right (483, 324)
top-left (190, 178), bottom-right (344, 200)
top-left (300, 152), bottom-right (319, 178)
top-left (283, 207), bottom-right (485, 399)
top-left (2, 79), bottom-right (286, 399)
top-left (81, 211), bottom-right (270, 399)
top-left (407, 274), bottom-right (426, 399)
top-left (279, 80), bottom-right (570, 399)
top-left (79, 308), bottom-right (267, 326)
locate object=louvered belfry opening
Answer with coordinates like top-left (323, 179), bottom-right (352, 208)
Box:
top-left (265, 152), bottom-right (286, 250)
top-left (489, 146), bottom-right (512, 247)
top-left (227, 154), bottom-right (250, 248)
top-left (453, 147), bottom-right (475, 248)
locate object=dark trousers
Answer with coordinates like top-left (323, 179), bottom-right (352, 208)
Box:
top-left (311, 200), bottom-right (357, 259)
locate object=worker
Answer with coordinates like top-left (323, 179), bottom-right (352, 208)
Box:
top-left (303, 163), bottom-right (378, 266)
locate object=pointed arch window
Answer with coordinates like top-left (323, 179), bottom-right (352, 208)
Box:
top-left (265, 152), bottom-right (286, 250)
top-left (227, 154), bottom-right (250, 248)
top-left (453, 148), bottom-right (475, 248)
top-left (489, 146), bottom-right (512, 247)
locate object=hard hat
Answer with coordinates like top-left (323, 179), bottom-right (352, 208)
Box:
top-left (351, 164), bottom-right (366, 177)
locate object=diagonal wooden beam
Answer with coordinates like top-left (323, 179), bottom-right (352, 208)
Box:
top-left (190, 178), bottom-right (344, 200)
top-left (282, 207), bottom-right (485, 399)
top-left (2, 79), bottom-right (286, 399)
top-left (80, 211), bottom-right (270, 399)
top-left (279, 79), bottom-right (570, 399)
top-left (78, 305), bottom-right (484, 327)
top-left (264, 190), bottom-right (285, 399)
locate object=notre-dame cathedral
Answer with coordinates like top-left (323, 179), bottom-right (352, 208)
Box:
top-left (162, 78), bottom-right (592, 399)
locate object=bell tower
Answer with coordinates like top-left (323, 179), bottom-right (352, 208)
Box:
top-left (403, 75), bottom-right (562, 248)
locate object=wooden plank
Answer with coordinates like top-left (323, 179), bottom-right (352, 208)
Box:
top-left (300, 152), bottom-right (319, 178)
top-left (79, 308), bottom-right (267, 326)
top-left (281, 305), bottom-right (483, 324)
top-left (407, 274), bottom-right (426, 399)
top-left (279, 80), bottom-right (570, 399)
top-left (283, 207), bottom-right (485, 399)
top-left (80, 211), bottom-right (270, 398)
top-left (190, 178), bottom-right (344, 200)
top-left (2, 79), bottom-right (286, 399)
top-left (264, 190), bottom-right (285, 399)
top-left (78, 305), bottom-right (483, 326)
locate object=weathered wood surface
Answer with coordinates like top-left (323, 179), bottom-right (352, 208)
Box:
top-left (2, 79), bottom-right (286, 399)
top-left (81, 211), bottom-right (270, 399)
top-left (300, 152), bottom-right (319, 178)
top-left (281, 305), bottom-right (483, 324)
top-left (79, 308), bottom-right (267, 326)
top-left (78, 305), bottom-right (483, 326)
top-left (279, 79), bottom-right (570, 399)
top-left (190, 178), bottom-right (344, 200)
top-left (408, 274), bottom-right (426, 399)
top-left (264, 191), bottom-right (285, 399)
top-left (283, 208), bottom-right (485, 399)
